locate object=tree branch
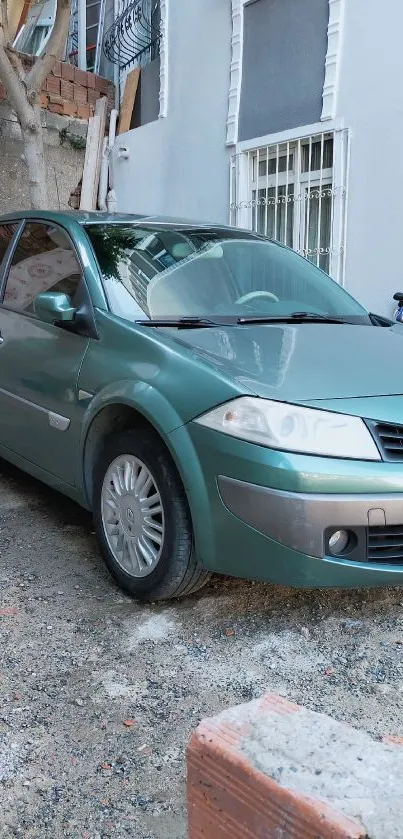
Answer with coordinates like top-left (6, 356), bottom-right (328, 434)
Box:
top-left (0, 0), bottom-right (10, 47)
top-left (25, 0), bottom-right (71, 95)
top-left (7, 46), bottom-right (25, 81)
top-left (0, 42), bottom-right (33, 124)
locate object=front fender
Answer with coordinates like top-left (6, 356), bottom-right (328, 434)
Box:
top-left (76, 382), bottom-right (218, 566)
top-left (76, 379), bottom-right (195, 504)
top-left (82, 378), bottom-right (186, 439)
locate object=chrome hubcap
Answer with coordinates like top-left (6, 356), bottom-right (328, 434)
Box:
top-left (101, 455), bottom-right (165, 578)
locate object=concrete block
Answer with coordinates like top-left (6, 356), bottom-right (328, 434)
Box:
top-left (187, 692), bottom-right (403, 839)
top-left (42, 111), bottom-right (88, 139)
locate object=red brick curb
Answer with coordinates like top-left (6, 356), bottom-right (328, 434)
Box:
top-left (187, 693), bottom-right (366, 839)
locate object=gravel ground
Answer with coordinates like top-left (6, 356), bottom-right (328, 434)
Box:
top-left (0, 459), bottom-right (403, 838)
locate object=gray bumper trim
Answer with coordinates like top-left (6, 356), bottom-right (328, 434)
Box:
top-left (218, 476), bottom-right (403, 558)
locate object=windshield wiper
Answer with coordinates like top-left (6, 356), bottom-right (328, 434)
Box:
top-left (136, 317), bottom-right (218, 329)
top-left (237, 311), bottom-right (345, 325)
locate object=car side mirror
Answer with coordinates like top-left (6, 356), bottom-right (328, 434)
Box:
top-left (393, 292), bottom-right (403, 302)
top-left (34, 291), bottom-right (77, 324)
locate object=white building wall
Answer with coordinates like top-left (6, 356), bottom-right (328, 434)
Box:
top-left (336, 0), bottom-right (403, 317)
top-left (112, 0), bottom-right (232, 224)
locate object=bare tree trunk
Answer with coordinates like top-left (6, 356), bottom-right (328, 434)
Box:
top-left (21, 104), bottom-right (48, 210)
top-left (0, 0), bottom-right (71, 210)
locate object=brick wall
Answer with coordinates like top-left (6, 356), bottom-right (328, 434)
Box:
top-left (0, 55), bottom-right (115, 122)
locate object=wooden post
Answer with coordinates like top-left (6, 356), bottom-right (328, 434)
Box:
top-left (79, 95), bottom-right (107, 211)
top-left (79, 114), bottom-right (101, 211)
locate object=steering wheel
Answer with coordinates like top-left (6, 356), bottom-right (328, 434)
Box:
top-left (235, 290), bottom-right (280, 305)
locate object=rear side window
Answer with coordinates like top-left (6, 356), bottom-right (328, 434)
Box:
top-left (2, 222), bottom-right (82, 315)
top-left (0, 223), bottom-right (19, 267)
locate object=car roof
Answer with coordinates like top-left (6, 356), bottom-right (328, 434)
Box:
top-left (0, 210), bottom-right (258, 238)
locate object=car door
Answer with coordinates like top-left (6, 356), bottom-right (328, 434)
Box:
top-left (0, 219), bottom-right (91, 485)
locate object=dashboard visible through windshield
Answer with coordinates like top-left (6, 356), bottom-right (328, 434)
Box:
top-left (85, 223), bottom-right (369, 325)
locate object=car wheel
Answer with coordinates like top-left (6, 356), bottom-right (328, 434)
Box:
top-left (93, 428), bottom-right (211, 601)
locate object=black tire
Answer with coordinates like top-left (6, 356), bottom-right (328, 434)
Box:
top-left (93, 428), bottom-right (211, 601)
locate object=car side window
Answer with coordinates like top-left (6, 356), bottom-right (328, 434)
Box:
top-left (2, 222), bottom-right (82, 317)
top-left (0, 223), bottom-right (20, 271)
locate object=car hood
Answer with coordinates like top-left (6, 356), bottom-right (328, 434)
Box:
top-left (168, 322), bottom-right (403, 402)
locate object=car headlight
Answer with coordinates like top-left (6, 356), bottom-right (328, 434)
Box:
top-left (194, 397), bottom-right (381, 460)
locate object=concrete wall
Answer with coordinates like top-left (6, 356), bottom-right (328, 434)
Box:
top-left (239, 0), bottom-right (328, 141)
top-left (0, 104), bottom-right (87, 213)
top-left (336, 0), bottom-right (403, 318)
top-left (112, 0), bottom-right (232, 224)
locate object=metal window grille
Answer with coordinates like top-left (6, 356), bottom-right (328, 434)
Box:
top-left (230, 129), bottom-right (349, 283)
top-left (103, 0), bottom-right (161, 71)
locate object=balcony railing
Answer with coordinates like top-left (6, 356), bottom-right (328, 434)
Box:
top-left (103, 0), bottom-right (161, 70)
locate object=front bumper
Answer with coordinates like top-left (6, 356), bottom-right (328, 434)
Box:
top-left (218, 477), bottom-right (403, 559)
top-left (168, 422), bottom-right (403, 588)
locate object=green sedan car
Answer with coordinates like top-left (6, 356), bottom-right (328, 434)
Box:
top-left (1, 211), bottom-right (403, 601)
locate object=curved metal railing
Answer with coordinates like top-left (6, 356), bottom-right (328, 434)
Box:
top-left (103, 0), bottom-right (161, 70)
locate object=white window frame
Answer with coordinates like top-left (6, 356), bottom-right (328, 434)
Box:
top-left (227, 0), bottom-right (346, 144)
top-left (230, 120), bottom-right (350, 284)
top-left (13, 0), bottom-right (56, 57)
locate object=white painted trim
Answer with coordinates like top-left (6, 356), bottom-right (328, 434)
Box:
top-left (340, 126), bottom-right (352, 287)
top-left (226, 0), bottom-right (244, 146)
top-left (237, 118), bottom-right (345, 153)
top-left (228, 0), bottom-right (345, 144)
top-left (159, 0), bottom-right (169, 118)
top-left (321, 0), bottom-right (346, 121)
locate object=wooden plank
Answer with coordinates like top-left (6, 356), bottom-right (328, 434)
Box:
top-left (92, 95), bottom-right (108, 209)
top-left (118, 67), bottom-right (140, 135)
top-left (79, 114), bottom-right (101, 211)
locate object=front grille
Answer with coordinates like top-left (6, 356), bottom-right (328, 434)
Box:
top-left (368, 525), bottom-right (403, 564)
top-left (371, 422), bottom-right (403, 461)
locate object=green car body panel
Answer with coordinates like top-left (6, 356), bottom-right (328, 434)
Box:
top-left (1, 210), bottom-right (403, 590)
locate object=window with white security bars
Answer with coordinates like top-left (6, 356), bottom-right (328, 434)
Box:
top-left (230, 129), bottom-right (349, 283)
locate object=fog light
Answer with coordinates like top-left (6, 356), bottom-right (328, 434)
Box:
top-left (328, 529), bottom-right (350, 556)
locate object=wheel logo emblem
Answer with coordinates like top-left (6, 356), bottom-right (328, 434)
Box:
top-left (127, 508), bottom-right (135, 523)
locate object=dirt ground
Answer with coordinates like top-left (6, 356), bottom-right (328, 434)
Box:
top-left (0, 458), bottom-right (403, 839)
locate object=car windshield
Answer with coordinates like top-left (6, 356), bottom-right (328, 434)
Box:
top-left (85, 223), bottom-right (369, 324)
